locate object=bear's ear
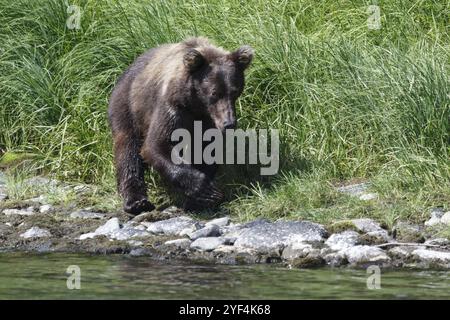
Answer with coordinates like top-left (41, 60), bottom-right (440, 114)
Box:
top-left (184, 49), bottom-right (205, 72)
top-left (231, 45), bottom-right (254, 70)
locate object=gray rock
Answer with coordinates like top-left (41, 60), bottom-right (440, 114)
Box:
top-left (233, 220), bottom-right (327, 252)
top-left (70, 210), bottom-right (105, 219)
top-left (363, 230), bottom-right (391, 244)
top-left (0, 171), bottom-right (6, 185)
top-left (205, 217), bottom-right (230, 228)
top-left (440, 212), bottom-right (450, 225)
top-left (343, 245), bottom-right (390, 265)
top-left (424, 238), bottom-right (450, 246)
top-left (134, 224), bottom-right (147, 231)
top-left (388, 246), bottom-right (420, 260)
top-left (191, 237), bottom-right (227, 251)
top-left (213, 245), bottom-right (260, 264)
top-left (22, 177), bottom-right (59, 195)
top-left (79, 232), bottom-right (96, 240)
top-left (336, 182), bottom-right (370, 196)
top-left (3, 208), bottom-right (35, 216)
top-left (122, 221), bottom-right (138, 229)
top-left (412, 249), bottom-right (450, 268)
top-left (425, 217), bottom-right (442, 227)
top-left (345, 218), bottom-right (391, 244)
top-left (27, 195), bottom-right (47, 204)
top-left (129, 248), bottom-right (152, 256)
top-left (109, 228), bottom-right (150, 241)
top-left (20, 227), bottom-right (51, 239)
top-left (281, 243), bottom-right (314, 260)
top-left (351, 218), bottom-right (383, 233)
top-left (287, 249), bottom-right (325, 268)
top-left (219, 220), bottom-right (268, 239)
top-left (39, 204), bottom-right (53, 214)
top-left (323, 251), bottom-right (347, 267)
top-left (425, 208), bottom-right (445, 227)
top-left (188, 225), bottom-right (221, 240)
top-left (325, 231), bottom-right (360, 251)
top-left (164, 238), bottom-right (192, 249)
top-left (213, 219), bottom-right (264, 240)
top-left (95, 217), bottom-right (120, 235)
top-left (127, 240), bottom-right (144, 247)
top-left (219, 221), bottom-right (262, 239)
top-left (220, 223), bottom-right (245, 237)
top-left (242, 218), bottom-right (270, 228)
top-left (79, 218), bottom-right (122, 240)
top-left (393, 222), bottom-right (424, 243)
top-left (430, 207), bottom-right (445, 218)
top-left (178, 225), bottom-right (200, 237)
top-left (359, 193), bottom-right (378, 201)
top-left (144, 216), bottom-right (200, 236)
top-left (24, 177), bottom-right (58, 188)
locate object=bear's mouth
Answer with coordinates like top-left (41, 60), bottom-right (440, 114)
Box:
top-left (211, 115), bottom-right (236, 133)
top-left (216, 121), bottom-right (236, 133)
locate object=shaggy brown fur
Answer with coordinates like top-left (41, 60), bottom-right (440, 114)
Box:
top-left (108, 37), bottom-right (253, 214)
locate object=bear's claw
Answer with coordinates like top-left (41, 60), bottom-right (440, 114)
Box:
top-left (123, 198), bottom-right (155, 215)
top-left (183, 182), bottom-right (224, 210)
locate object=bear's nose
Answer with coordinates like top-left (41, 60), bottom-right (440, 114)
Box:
top-left (223, 120), bottom-right (236, 130)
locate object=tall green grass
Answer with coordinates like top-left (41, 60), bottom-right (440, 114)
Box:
top-left (0, 0), bottom-right (449, 223)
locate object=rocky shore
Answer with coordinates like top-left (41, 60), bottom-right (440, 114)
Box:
top-left (0, 173), bottom-right (449, 269)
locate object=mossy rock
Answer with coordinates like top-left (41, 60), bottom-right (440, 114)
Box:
top-left (392, 222), bottom-right (425, 243)
top-left (0, 152), bottom-right (37, 168)
top-left (359, 233), bottom-right (388, 245)
top-left (233, 252), bottom-right (261, 265)
top-left (327, 220), bottom-right (359, 234)
top-left (424, 224), bottom-right (450, 240)
top-left (291, 253), bottom-right (325, 268)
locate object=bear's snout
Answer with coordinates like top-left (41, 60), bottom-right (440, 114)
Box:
top-left (211, 101), bottom-right (236, 132)
top-left (223, 118), bottom-right (236, 130)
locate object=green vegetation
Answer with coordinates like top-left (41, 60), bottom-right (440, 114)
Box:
top-left (0, 0), bottom-right (448, 225)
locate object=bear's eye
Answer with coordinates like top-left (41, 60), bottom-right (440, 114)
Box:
top-left (210, 91), bottom-right (217, 98)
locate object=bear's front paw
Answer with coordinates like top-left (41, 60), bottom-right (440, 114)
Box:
top-left (123, 198), bottom-right (155, 215)
top-left (183, 181), bottom-right (224, 210)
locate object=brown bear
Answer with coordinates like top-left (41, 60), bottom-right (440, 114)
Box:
top-left (108, 37), bottom-right (253, 214)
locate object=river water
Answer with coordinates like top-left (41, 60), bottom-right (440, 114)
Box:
top-left (0, 253), bottom-right (448, 299)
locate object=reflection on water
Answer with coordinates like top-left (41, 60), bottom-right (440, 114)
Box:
top-left (0, 253), bottom-right (448, 299)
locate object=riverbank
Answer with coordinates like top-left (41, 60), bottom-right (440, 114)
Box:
top-left (1, 173), bottom-right (449, 270)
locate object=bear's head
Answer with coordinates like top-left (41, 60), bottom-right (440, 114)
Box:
top-left (183, 45), bottom-right (253, 132)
